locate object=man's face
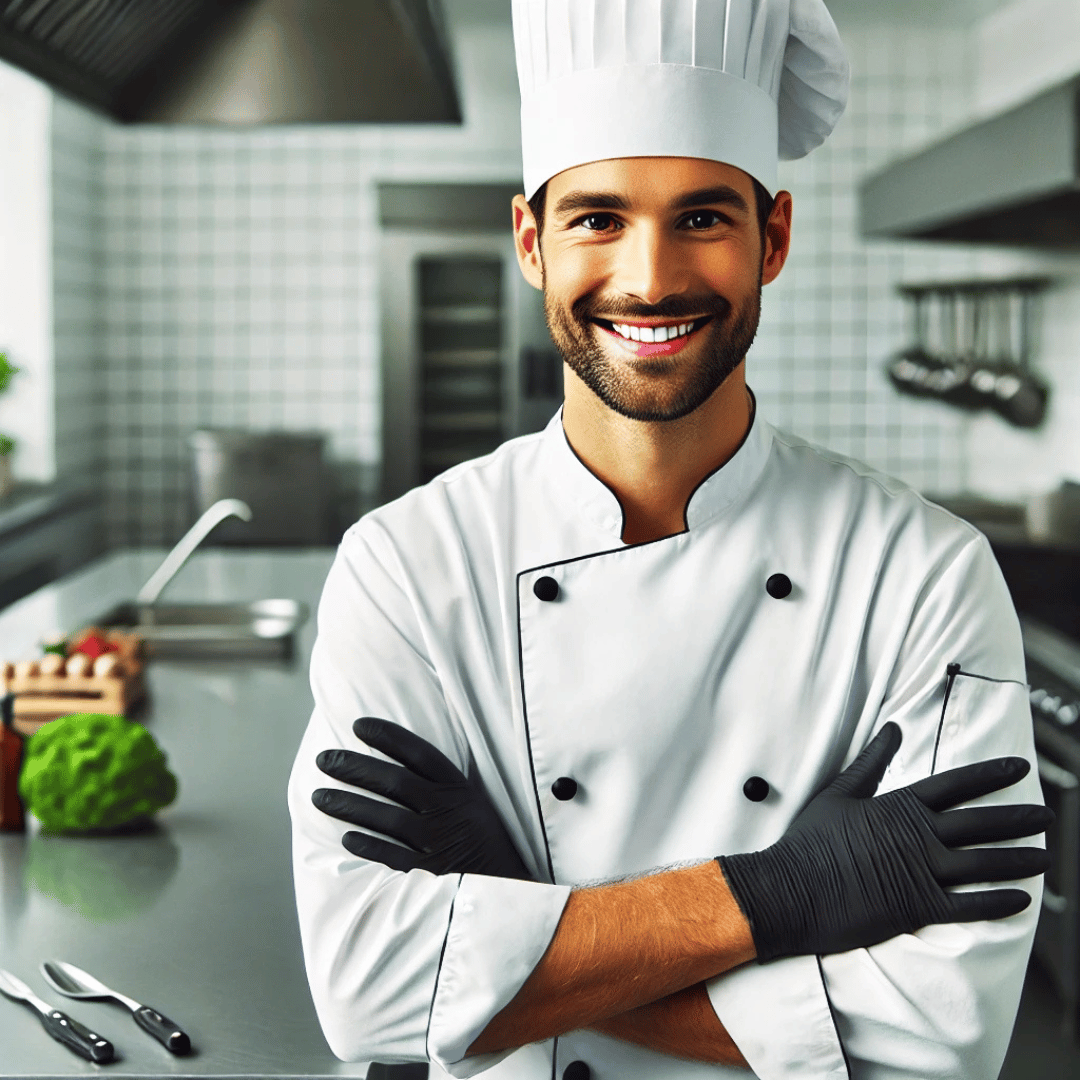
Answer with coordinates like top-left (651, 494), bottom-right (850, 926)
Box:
top-left (513, 158), bottom-right (787, 423)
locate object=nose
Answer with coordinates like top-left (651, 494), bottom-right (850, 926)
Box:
top-left (611, 222), bottom-right (691, 307)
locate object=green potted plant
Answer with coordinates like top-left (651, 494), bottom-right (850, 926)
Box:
top-left (0, 351), bottom-right (18, 499)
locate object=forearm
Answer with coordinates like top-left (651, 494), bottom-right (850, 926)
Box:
top-left (467, 859), bottom-right (755, 1056)
top-left (589, 982), bottom-right (750, 1067)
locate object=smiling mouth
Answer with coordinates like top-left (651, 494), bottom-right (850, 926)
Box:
top-left (590, 316), bottom-right (714, 343)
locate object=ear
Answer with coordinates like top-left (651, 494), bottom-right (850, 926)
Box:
top-left (761, 191), bottom-right (793, 286)
top-left (512, 194), bottom-right (544, 291)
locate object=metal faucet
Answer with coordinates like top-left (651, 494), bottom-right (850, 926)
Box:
top-left (136, 498), bottom-right (253, 605)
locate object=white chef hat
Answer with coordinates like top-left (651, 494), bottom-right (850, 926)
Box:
top-left (513, 0), bottom-right (850, 198)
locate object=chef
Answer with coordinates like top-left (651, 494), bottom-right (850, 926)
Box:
top-left (287, 2), bottom-right (1052, 1078)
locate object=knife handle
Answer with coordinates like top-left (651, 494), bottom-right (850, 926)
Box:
top-left (134, 1005), bottom-right (191, 1055)
top-left (39, 1009), bottom-right (115, 1063)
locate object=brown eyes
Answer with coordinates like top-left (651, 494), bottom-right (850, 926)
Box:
top-left (578, 213), bottom-right (618, 231)
top-left (572, 210), bottom-right (729, 232)
top-left (682, 210), bottom-right (724, 230)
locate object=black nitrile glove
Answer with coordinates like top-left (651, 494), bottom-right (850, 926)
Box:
top-left (312, 717), bottom-right (532, 880)
top-left (717, 721), bottom-right (1054, 963)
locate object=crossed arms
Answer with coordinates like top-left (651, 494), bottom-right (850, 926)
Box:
top-left (289, 527), bottom-right (1048, 1077)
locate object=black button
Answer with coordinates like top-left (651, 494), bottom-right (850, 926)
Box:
top-left (534, 576), bottom-right (560, 601)
top-left (551, 777), bottom-right (578, 801)
top-left (766, 573), bottom-right (792, 599)
top-left (743, 776), bottom-right (770, 802)
top-left (563, 1062), bottom-right (590, 1080)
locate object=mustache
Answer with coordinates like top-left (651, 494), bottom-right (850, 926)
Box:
top-left (572, 292), bottom-right (733, 323)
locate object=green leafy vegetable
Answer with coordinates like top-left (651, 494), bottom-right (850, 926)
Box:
top-left (0, 351), bottom-right (18, 460)
top-left (0, 352), bottom-right (17, 395)
top-left (19, 713), bottom-right (178, 832)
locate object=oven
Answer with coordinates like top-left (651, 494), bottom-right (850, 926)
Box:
top-left (1021, 615), bottom-right (1080, 1040)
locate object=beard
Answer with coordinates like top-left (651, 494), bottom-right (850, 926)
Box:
top-left (545, 281), bottom-right (761, 422)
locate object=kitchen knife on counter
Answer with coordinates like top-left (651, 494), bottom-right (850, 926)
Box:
top-left (42, 960), bottom-right (191, 1055)
top-left (0, 968), bottom-right (115, 1063)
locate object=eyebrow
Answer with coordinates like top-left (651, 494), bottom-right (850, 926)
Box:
top-left (551, 190), bottom-right (632, 217)
top-left (550, 184), bottom-right (750, 219)
top-left (671, 185), bottom-right (750, 214)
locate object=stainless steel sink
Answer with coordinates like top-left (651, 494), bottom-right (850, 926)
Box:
top-left (95, 599), bottom-right (309, 660)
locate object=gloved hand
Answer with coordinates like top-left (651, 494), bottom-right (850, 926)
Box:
top-left (312, 717), bottom-right (532, 880)
top-left (717, 721), bottom-right (1054, 962)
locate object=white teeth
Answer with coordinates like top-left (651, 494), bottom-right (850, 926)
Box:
top-left (610, 320), bottom-right (698, 342)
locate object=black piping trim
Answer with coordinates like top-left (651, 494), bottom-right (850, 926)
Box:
top-left (515, 390), bottom-right (761, 880)
top-left (520, 524), bottom-right (679, 577)
top-left (932, 664), bottom-right (1028, 775)
top-left (425, 874), bottom-right (463, 1064)
top-left (550, 1035), bottom-right (558, 1080)
top-left (679, 385), bottom-right (758, 532)
top-left (557, 386), bottom-right (759, 542)
top-left (953, 669), bottom-right (1027, 686)
top-left (516, 579), bottom-right (557, 884)
top-left (560, 420), bottom-right (628, 540)
top-left (932, 663), bottom-right (961, 776)
top-left (815, 955), bottom-right (852, 1080)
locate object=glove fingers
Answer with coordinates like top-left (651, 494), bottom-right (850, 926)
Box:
top-left (946, 887), bottom-right (1033, 923)
top-left (316, 748), bottom-right (429, 810)
top-left (907, 756), bottom-right (1030, 811)
top-left (353, 717), bottom-right (466, 785)
top-left (828, 722), bottom-right (902, 798)
top-left (312, 787), bottom-right (426, 850)
top-left (935, 803), bottom-right (1055, 847)
top-left (342, 830), bottom-right (424, 872)
top-left (935, 843), bottom-right (1051, 886)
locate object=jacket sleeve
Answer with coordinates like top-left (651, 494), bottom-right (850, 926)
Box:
top-left (708, 529), bottom-right (1043, 1080)
top-left (288, 523), bottom-right (570, 1075)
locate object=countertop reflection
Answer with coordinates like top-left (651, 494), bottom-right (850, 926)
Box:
top-left (0, 549), bottom-right (370, 1077)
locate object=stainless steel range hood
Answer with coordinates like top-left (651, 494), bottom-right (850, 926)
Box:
top-left (860, 76), bottom-right (1080, 248)
top-left (0, 0), bottom-right (461, 124)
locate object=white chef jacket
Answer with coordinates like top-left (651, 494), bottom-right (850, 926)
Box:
top-left (288, 402), bottom-right (1043, 1080)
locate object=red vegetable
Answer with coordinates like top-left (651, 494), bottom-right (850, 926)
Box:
top-left (71, 634), bottom-right (119, 661)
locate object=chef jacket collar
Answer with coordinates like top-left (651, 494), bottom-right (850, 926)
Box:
top-left (543, 389), bottom-right (773, 541)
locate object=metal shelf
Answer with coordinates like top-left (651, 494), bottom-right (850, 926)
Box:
top-left (422, 348), bottom-right (503, 368)
top-left (421, 411), bottom-right (503, 433)
top-left (421, 304), bottom-right (502, 324)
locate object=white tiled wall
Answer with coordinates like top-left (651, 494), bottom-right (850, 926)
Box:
top-left (748, 24), bottom-right (982, 494)
top-left (0, 62), bottom-right (54, 484)
top-left (51, 96), bottom-right (107, 498)
top-left (93, 14), bottom-right (523, 546)
top-left (43, 9), bottom-right (1078, 545)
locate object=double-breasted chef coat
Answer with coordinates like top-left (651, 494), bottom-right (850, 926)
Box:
top-left (288, 400), bottom-right (1044, 1080)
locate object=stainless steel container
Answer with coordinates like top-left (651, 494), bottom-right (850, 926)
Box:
top-left (188, 429), bottom-right (329, 545)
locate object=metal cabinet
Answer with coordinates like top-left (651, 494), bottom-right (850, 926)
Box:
top-left (378, 183), bottom-right (561, 504)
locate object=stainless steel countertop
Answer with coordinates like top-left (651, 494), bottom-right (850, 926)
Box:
top-left (0, 548), bottom-right (374, 1078)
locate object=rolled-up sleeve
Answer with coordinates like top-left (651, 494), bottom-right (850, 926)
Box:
top-left (288, 524), bottom-right (570, 1069)
top-left (709, 531), bottom-right (1043, 1079)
